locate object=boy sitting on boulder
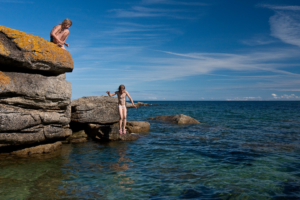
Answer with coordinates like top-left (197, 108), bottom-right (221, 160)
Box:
top-left (50, 19), bottom-right (72, 50)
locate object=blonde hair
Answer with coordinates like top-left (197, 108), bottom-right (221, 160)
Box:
top-left (61, 19), bottom-right (72, 29)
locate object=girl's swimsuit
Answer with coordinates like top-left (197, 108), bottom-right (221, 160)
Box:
top-left (118, 105), bottom-right (126, 108)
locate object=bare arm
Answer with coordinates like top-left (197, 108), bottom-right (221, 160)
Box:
top-left (50, 25), bottom-right (64, 45)
top-left (126, 91), bottom-right (137, 108)
top-left (106, 91), bottom-right (116, 97)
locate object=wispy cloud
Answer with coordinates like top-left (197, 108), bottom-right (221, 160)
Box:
top-left (260, 4), bottom-right (300, 11)
top-left (227, 96), bottom-right (262, 101)
top-left (141, 0), bottom-right (208, 6)
top-left (241, 35), bottom-right (276, 46)
top-left (260, 4), bottom-right (300, 47)
top-left (109, 6), bottom-right (200, 19)
top-left (272, 93), bottom-right (300, 99)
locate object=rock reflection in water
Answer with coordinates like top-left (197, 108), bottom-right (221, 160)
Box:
top-left (0, 145), bottom-right (73, 199)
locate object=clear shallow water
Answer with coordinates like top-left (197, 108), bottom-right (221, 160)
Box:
top-left (1, 101), bottom-right (300, 199)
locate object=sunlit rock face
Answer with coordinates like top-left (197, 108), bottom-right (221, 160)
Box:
top-left (0, 25), bottom-right (73, 75)
top-left (0, 26), bottom-right (73, 146)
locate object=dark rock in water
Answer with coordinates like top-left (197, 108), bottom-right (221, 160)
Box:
top-left (71, 96), bottom-right (120, 124)
top-left (126, 121), bottom-right (150, 133)
top-left (62, 130), bottom-right (88, 144)
top-left (69, 138), bottom-right (87, 144)
top-left (87, 123), bottom-right (139, 141)
top-left (70, 96), bottom-right (150, 142)
top-left (0, 25), bottom-right (74, 75)
top-left (7, 141), bottom-right (62, 157)
top-left (0, 25), bottom-right (73, 147)
top-left (150, 114), bottom-right (200, 125)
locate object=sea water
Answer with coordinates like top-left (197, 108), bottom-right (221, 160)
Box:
top-left (0, 101), bottom-right (300, 199)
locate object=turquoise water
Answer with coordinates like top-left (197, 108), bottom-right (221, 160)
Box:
top-left (1, 101), bottom-right (300, 199)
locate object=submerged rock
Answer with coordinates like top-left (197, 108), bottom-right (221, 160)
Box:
top-left (126, 121), bottom-right (150, 133)
top-left (87, 123), bottom-right (139, 141)
top-left (150, 114), bottom-right (200, 125)
top-left (0, 25), bottom-right (73, 75)
top-left (62, 130), bottom-right (88, 144)
top-left (9, 141), bottom-right (62, 157)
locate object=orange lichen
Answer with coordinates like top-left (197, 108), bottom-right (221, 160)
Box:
top-left (0, 71), bottom-right (11, 89)
top-left (0, 25), bottom-right (73, 70)
top-left (0, 43), bottom-right (10, 56)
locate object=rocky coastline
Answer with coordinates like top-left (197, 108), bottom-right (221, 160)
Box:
top-left (0, 25), bottom-right (197, 157)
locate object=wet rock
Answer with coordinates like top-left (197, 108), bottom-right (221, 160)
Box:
top-left (0, 25), bottom-right (73, 75)
top-left (69, 138), bottom-right (87, 144)
top-left (63, 130), bottom-right (88, 144)
top-left (10, 141), bottom-right (62, 157)
top-left (150, 114), bottom-right (200, 125)
top-left (87, 123), bottom-right (139, 141)
top-left (126, 121), bottom-right (150, 133)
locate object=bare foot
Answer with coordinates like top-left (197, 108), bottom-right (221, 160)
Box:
top-left (123, 129), bottom-right (127, 134)
top-left (119, 129), bottom-right (123, 135)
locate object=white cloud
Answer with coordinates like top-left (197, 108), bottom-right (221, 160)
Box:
top-left (109, 6), bottom-right (199, 19)
top-left (260, 4), bottom-right (300, 47)
top-left (271, 93), bottom-right (300, 99)
top-left (270, 12), bottom-right (300, 47)
top-left (141, 0), bottom-right (208, 6)
top-left (227, 96), bottom-right (262, 101)
top-left (241, 35), bottom-right (275, 46)
top-left (260, 4), bottom-right (300, 11)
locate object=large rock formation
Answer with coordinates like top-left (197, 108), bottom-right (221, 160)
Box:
top-left (71, 96), bottom-right (150, 141)
top-left (71, 96), bottom-right (120, 124)
top-left (0, 26), bottom-right (73, 147)
top-left (0, 25), bottom-right (73, 75)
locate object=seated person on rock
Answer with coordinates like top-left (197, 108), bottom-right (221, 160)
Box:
top-left (50, 19), bottom-right (72, 50)
top-left (106, 85), bottom-right (137, 135)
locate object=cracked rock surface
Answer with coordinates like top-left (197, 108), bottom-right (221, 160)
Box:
top-left (0, 26), bottom-right (73, 146)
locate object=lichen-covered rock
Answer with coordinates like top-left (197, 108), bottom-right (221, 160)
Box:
top-left (126, 121), bottom-right (150, 133)
top-left (150, 114), bottom-right (200, 125)
top-left (71, 96), bottom-right (120, 124)
top-left (87, 123), bottom-right (139, 141)
top-left (0, 26), bottom-right (73, 147)
top-left (0, 25), bottom-right (73, 75)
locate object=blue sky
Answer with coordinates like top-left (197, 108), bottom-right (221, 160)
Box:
top-left (1, 0), bottom-right (300, 100)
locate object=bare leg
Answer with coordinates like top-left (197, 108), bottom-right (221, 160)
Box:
top-left (118, 107), bottom-right (124, 134)
top-left (123, 107), bottom-right (127, 134)
top-left (56, 30), bottom-right (69, 50)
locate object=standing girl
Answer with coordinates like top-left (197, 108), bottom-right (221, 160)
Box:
top-left (106, 85), bottom-right (137, 134)
top-left (50, 19), bottom-right (72, 50)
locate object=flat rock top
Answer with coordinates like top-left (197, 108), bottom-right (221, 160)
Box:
top-left (0, 25), bottom-right (73, 75)
top-left (71, 96), bottom-right (118, 106)
top-left (151, 114), bottom-right (200, 125)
